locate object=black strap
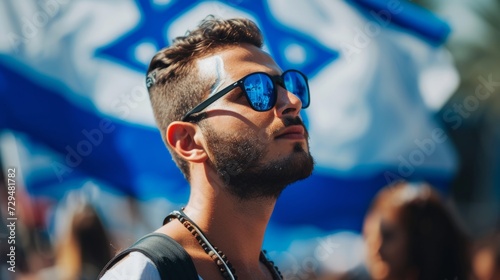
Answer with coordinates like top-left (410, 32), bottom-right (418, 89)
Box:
top-left (99, 233), bottom-right (199, 280)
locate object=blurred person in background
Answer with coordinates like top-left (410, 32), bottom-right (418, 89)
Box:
top-left (363, 182), bottom-right (472, 280)
top-left (1, 161), bottom-right (52, 280)
top-left (472, 230), bottom-right (500, 280)
top-left (37, 199), bottom-right (112, 280)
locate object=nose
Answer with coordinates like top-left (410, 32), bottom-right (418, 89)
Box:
top-left (275, 85), bottom-right (302, 117)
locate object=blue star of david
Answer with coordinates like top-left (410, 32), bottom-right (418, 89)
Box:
top-left (97, 0), bottom-right (338, 77)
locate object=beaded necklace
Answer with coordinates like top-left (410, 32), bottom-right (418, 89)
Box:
top-left (164, 209), bottom-right (283, 280)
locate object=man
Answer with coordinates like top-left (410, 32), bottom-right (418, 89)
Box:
top-left (100, 16), bottom-right (314, 279)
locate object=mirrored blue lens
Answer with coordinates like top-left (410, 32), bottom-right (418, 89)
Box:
top-left (283, 71), bottom-right (309, 108)
top-left (244, 73), bottom-right (276, 111)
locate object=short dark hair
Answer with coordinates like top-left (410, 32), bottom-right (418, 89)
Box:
top-left (146, 16), bottom-right (263, 180)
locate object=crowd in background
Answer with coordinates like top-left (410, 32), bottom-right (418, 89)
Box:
top-left (2, 170), bottom-right (499, 279)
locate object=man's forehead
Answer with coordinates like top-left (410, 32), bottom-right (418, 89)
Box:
top-left (197, 55), bottom-right (227, 95)
top-left (196, 45), bottom-right (280, 78)
top-left (197, 55), bottom-right (227, 81)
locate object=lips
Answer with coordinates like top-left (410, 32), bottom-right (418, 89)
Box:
top-left (275, 125), bottom-right (306, 140)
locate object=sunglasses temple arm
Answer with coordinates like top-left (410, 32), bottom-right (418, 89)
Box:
top-left (181, 83), bottom-right (238, 121)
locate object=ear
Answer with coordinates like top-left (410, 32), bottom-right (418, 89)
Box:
top-left (166, 121), bottom-right (207, 163)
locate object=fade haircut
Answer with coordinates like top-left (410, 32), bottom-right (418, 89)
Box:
top-left (146, 16), bottom-right (264, 180)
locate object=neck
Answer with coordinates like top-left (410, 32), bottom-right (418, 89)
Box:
top-left (184, 190), bottom-right (276, 266)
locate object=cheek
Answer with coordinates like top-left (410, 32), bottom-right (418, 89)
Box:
top-left (363, 217), bottom-right (389, 278)
top-left (380, 234), bottom-right (410, 277)
top-left (244, 118), bottom-right (277, 146)
top-left (253, 126), bottom-right (272, 145)
top-left (364, 221), bottom-right (381, 257)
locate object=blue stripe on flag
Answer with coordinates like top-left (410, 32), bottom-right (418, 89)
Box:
top-left (351, 0), bottom-right (451, 45)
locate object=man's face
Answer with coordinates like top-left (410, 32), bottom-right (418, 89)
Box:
top-left (195, 44), bottom-right (314, 199)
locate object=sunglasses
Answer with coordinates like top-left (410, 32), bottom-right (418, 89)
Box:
top-left (181, 69), bottom-right (310, 121)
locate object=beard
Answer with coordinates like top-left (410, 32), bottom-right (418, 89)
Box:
top-left (200, 117), bottom-right (314, 200)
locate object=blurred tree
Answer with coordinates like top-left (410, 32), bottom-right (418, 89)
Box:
top-left (415, 0), bottom-right (500, 236)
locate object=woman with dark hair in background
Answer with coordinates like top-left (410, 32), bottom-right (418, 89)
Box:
top-left (363, 182), bottom-right (472, 280)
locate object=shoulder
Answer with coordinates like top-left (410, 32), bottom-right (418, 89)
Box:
top-left (100, 251), bottom-right (161, 280)
top-left (100, 251), bottom-right (204, 280)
